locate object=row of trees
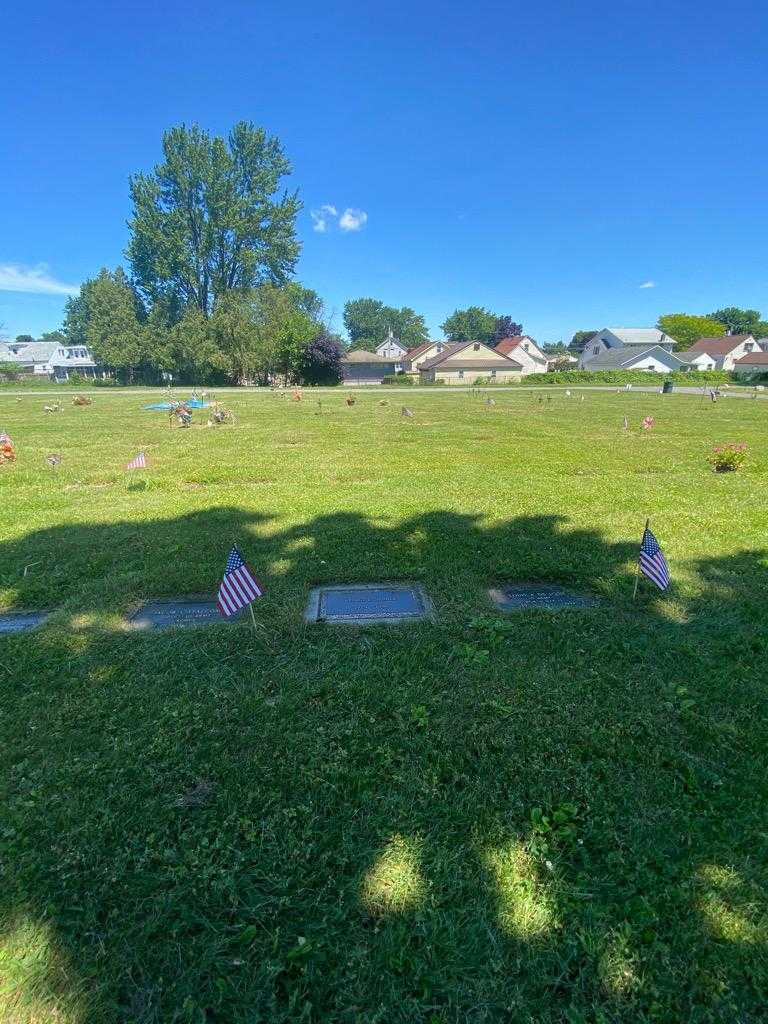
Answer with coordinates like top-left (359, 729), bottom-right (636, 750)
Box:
top-left (569, 308), bottom-right (768, 354)
top-left (342, 301), bottom-right (524, 352)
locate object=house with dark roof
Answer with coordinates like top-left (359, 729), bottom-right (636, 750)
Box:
top-left (400, 340), bottom-right (449, 373)
top-left (732, 351), bottom-right (768, 376)
top-left (683, 335), bottom-right (762, 370)
top-left (494, 335), bottom-right (550, 375)
top-left (418, 341), bottom-right (522, 385)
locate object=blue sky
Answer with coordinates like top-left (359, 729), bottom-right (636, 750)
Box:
top-left (2, 0), bottom-right (767, 344)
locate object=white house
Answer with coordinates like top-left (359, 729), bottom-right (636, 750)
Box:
top-left (375, 329), bottom-right (409, 362)
top-left (678, 350), bottom-right (717, 371)
top-left (494, 335), bottom-right (550, 375)
top-left (12, 341), bottom-right (100, 380)
top-left (579, 328), bottom-right (676, 369)
top-left (683, 335), bottom-right (762, 371)
top-left (582, 345), bottom-right (691, 373)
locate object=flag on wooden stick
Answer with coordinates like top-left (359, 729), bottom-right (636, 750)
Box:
top-left (217, 545), bottom-right (265, 619)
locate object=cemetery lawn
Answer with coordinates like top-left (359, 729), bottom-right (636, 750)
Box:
top-left (2, 387), bottom-right (768, 1024)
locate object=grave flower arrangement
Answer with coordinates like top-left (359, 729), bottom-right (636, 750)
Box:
top-left (642, 416), bottom-right (655, 430)
top-left (0, 437), bottom-right (16, 464)
top-left (708, 443), bottom-right (747, 473)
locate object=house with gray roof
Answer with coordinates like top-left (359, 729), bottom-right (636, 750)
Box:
top-left (12, 340), bottom-right (100, 380)
top-left (584, 345), bottom-right (690, 373)
top-left (579, 327), bottom-right (677, 369)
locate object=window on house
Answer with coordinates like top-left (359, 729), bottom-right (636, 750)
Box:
top-left (458, 370), bottom-right (465, 378)
top-left (473, 343), bottom-right (480, 351)
top-left (490, 369), bottom-right (497, 377)
top-left (523, 343), bottom-right (529, 351)
top-left (745, 342), bottom-right (754, 352)
top-left (593, 346), bottom-right (600, 354)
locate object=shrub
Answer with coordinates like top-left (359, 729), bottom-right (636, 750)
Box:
top-left (708, 443), bottom-right (747, 473)
top-left (527, 369), bottom-right (733, 386)
top-left (382, 374), bottom-right (414, 385)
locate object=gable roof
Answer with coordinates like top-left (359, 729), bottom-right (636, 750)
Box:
top-left (602, 328), bottom-right (673, 347)
top-left (734, 352), bottom-right (768, 365)
top-left (15, 341), bottom-right (61, 362)
top-left (420, 340), bottom-right (523, 371)
top-left (341, 349), bottom-right (399, 364)
top-left (687, 335), bottom-right (754, 356)
top-left (586, 345), bottom-right (684, 370)
top-left (404, 340), bottom-right (440, 360)
top-left (495, 335), bottom-right (546, 359)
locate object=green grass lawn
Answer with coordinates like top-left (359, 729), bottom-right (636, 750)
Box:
top-left (1, 388), bottom-right (767, 1023)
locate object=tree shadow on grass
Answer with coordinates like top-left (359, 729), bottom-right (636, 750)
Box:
top-left (0, 508), bottom-right (767, 1022)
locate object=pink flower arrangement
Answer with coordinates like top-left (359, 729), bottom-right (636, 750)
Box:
top-left (708, 443), bottom-right (747, 473)
top-left (642, 416), bottom-right (655, 430)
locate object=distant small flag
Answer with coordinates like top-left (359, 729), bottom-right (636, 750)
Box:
top-left (642, 416), bottom-right (654, 430)
top-left (0, 432), bottom-right (12, 446)
top-left (639, 525), bottom-right (670, 591)
top-left (401, 406), bottom-right (414, 418)
top-left (45, 453), bottom-right (62, 468)
top-left (217, 545), bottom-right (265, 618)
top-left (623, 416), bottom-right (629, 430)
top-left (126, 452), bottom-right (147, 470)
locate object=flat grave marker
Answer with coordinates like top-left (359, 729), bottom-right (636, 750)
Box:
top-left (305, 583), bottom-right (434, 625)
top-left (489, 583), bottom-right (598, 612)
top-left (127, 597), bottom-right (237, 631)
top-left (0, 611), bottom-right (51, 634)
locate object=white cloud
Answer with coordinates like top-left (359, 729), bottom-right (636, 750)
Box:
top-left (639, 280), bottom-right (656, 289)
top-left (0, 263), bottom-right (80, 296)
top-left (339, 208), bottom-right (368, 232)
top-left (310, 204), bottom-right (338, 233)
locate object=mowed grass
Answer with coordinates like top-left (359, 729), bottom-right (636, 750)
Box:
top-left (1, 387), bottom-right (767, 1023)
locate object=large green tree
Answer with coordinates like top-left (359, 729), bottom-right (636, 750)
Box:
top-left (127, 122), bottom-right (301, 316)
top-left (708, 307), bottom-right (763, 336)
top-left (343, 298), bottom-right (428, 351)
top-left (440, 306), bottom-right (497, 345)
top-left (211, 284), bottom-right (320, 384)
top-left (64, 268), bottom-right (146, 379)
top-left (657, 314), bottom-right (725, 349)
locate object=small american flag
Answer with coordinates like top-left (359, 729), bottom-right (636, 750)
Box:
top-left (217, 545), bottom-right (264, 618)
top-left (126, 452), bottom-right (147, 470)
top-left (639, 526), bottom-right (670, 591)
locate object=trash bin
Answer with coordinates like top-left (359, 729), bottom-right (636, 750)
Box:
top-left (662, 380), bottom-right (673, 394)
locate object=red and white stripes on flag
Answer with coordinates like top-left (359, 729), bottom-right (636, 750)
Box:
top-left (126, 452), bottom-right (147, 470)
top-left (217, 545), bottom-right (265, 618)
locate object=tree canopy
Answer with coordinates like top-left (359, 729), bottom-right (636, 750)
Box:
top-left (440, 306), bottom-right (498, 345)
top-left (127, 122), bottom-right (301, 316)
top-left (343, 298), bottom-right (428, 351)
top-left (708, 307), bottom-right (768, 337)
top-left (657, 314), bottom-right (725, 349)
top-left (64, 268), bottom-right (146, 380)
